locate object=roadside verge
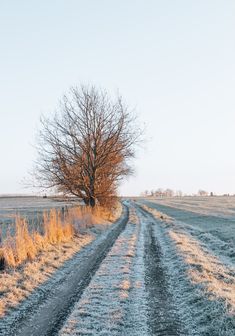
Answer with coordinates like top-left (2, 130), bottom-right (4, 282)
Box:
top-left (0, 204), bottom-right (129, 336)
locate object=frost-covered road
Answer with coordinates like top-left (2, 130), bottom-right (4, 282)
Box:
top-left (59, 204), bottom-right (183, 336)
top-left (1, 200), bottom-right (234, 335)
top-left (59, 201), bottom-right (235, 336)
top-left (60, 205), bottom-right (149, 335)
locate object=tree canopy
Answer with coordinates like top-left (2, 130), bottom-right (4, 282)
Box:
top-left (35, 85), bottom-right (141, 207)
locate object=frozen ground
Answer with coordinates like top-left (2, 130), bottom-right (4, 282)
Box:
top-left (0, 197), bottom-right (75, 219)
top-left (140, 197), bottom-right (235, 267)
top-left (0, 197), bottom-right (78, 238)
top-left (0, 199), bottom-right (234, 335)
top-left (59, 199), bottom-right (235, 335)
top-left (138, 198), bottom-right (235, 334)
top-left (146, 196), bottom-right (235, 219)
top-left (0, 206), bottom-right (128, 336)
top-left (59, 203), bottom-right (183, 336)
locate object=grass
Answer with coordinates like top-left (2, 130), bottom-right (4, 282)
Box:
top-left (169, 230), bottom-right (235, 314)
top-left (0, 234), bottom-right (93, 317)
top-left (137, 203), bottom-right (172, 221)
top-left (0, 202), bottom-right (122, 317)
top-left (0, 203), bottom-right (122, 269)
top-left (138, 202), bottom-right (235, 315)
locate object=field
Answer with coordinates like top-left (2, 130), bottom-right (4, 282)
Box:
top-left (141, 196), bottom-right (235, 261)
top-left (0, 197), bottom-right (234, 335)
top-left (138, 196), bottom-right (235, 335)
top-left (0, 197), bottom-right (78, 235)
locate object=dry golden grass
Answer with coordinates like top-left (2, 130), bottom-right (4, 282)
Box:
top-left (0, 234), bottom-right (93, 317)
top-left (0, 202), bottom-right (122, 317)
top-left (0, 203), bottom-right (121, 269)
top-left (139, 202), bottom-right (235, 314)
top-left (169, 230), bottom-right (235, 314)
top-left (137, 203), bottom-right (172, 222)
top-left (0, 210), bottom-right (74, 269)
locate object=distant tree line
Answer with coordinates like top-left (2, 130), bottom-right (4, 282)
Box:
top-left (141, 188), bottom-right (183, 198)
top-left (197, 189), bottom-right (209, 196)
top-left (141, 189), bottom-right (216, 197)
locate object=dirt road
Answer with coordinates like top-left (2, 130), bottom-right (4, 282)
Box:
top-left (1, 201), bottom-right (234, 335)
top-left (58, 203), bottom-right (183, 336)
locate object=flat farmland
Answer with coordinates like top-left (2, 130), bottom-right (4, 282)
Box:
top-left (0, 198), bottom-right (234, 335)
top-left (0, 197), bottom-right (78, 238)
top-left (140, 196), bottom-right (235, 256)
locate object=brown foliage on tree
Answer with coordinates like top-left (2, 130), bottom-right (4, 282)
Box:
top-left (35, 85), bottom-right (141, 207)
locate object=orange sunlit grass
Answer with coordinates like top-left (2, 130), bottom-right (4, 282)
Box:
top-left (0, 203), bottom-right (122, 317)
top-left (0, 203), bottom-right (121, 269)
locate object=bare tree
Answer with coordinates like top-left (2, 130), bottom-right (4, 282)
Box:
top-left (142, 190), bottom-right (149, 197)
top-left (165, 188), bottom-right (174, 197)
top-left (155, 188), bottom-right (164, 197)
top-left (35, 85), bottom-right (141, 207)
top-left (198, 189), bottom-right (209, 196)
top-left (176, 190), bottom-right (183, 197)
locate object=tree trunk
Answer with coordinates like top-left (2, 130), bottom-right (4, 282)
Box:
top-left (83, 198), bottom-right (89, 206)
top-left (89, 197), bottom-right (96, 207)
top-left (83, 196), bottom-right (96, 207)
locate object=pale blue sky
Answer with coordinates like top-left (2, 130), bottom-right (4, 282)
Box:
top-left (0, 0), bottom-right (235, 196)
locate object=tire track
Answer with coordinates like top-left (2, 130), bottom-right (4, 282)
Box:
top-left (2, 202), bottom-right (190, 336)
top-left (135, 206), bottom-right (183, 336)
top-left (59, 204), bottom-right (142, 336)
top-left (2, 205), bottom-right (129, 336)
top-left (60, 203), bottom-right (183, 336)
top-left (136, 202), bottom-right (235, 336)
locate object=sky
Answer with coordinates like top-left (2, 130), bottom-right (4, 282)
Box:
top-left (0, 0), bottom-right (235, 196)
